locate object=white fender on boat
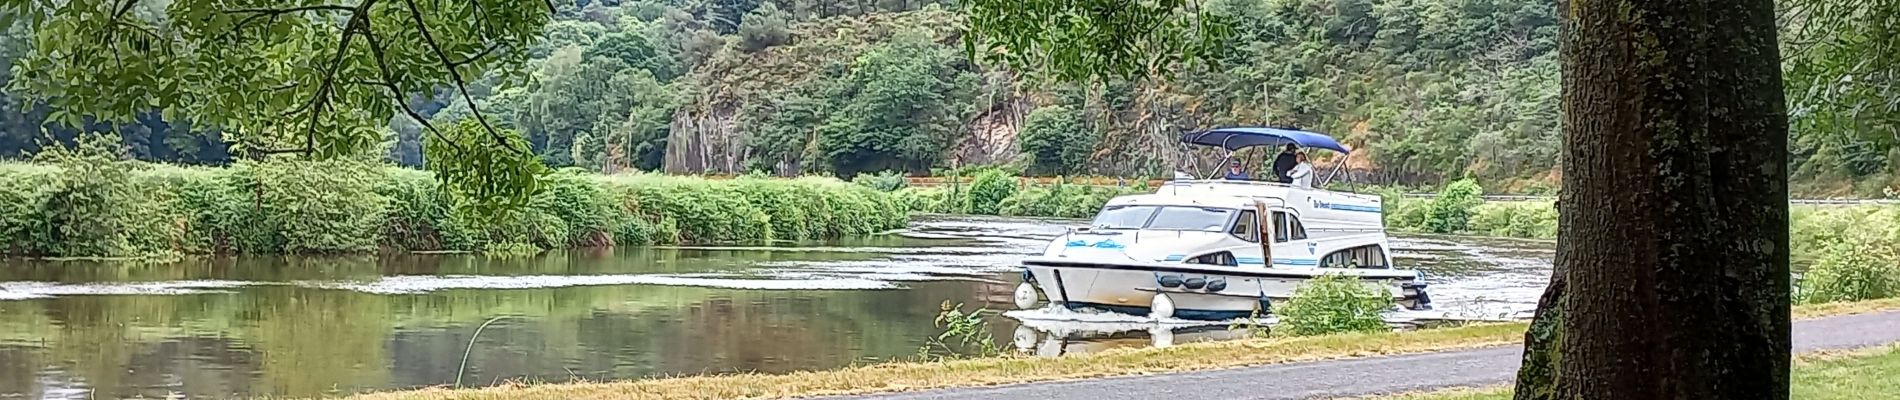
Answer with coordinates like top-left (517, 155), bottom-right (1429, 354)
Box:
top-left (1151, 293), bottom-right (1176, 320)
top-left (1012, 325), bottom-right (1038, 352)
top-left (1013, 282), bottom-right (1040, 310)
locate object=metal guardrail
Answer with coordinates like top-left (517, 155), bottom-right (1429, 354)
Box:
top-left (1401, 193), bottom-right (1900, 205)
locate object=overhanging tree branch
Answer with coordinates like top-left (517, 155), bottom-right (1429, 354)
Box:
top-left (362, 23), bottom-right (461, 153)
top-left (448, 41), bottom-right (504, 68)
top-left (222, 4), bottom-right (362, 43)
top-left (281, 1), bottom-right (375, 157)
top-left (400, 0), bottom-right (523, 154)
top-left (224, 5), bottom-right (358, 15)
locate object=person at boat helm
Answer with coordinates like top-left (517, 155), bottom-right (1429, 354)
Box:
top-left (1224, 160), bottom-right (1250, 180)
top-left (1290, 152), bottom-right (1315, 188)
top-left (1272, 144), bottom-right (1299, 183)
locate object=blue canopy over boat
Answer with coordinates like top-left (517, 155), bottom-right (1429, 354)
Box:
top-left (1181, 127), bottom-right (1351, 154)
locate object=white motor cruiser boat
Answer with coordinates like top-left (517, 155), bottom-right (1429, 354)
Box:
top-left (1012, 127), bottom-right (1432, 320)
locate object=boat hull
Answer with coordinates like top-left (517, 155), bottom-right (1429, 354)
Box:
top-left (1023, 259), bottom-right (1429, 320)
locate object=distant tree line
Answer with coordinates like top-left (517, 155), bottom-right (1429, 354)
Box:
top-left (0, 0), bottom-right (1891, 196)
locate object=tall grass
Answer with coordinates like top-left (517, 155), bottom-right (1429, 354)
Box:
top-left (0, 160), bottom-right (909, 257)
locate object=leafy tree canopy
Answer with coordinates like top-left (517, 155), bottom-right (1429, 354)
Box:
top-left (963, 0), bottom-right (1231, 83)
top-left (0, 0), bottom-right (559, 215)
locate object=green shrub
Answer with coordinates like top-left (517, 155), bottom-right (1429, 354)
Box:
top-left (1791, 206), bottom-right (1886, 267)
top-left (1274, 274), bottom-right (1394, 336)
top-left (31, 134), bottom-right (185, 258)
top-left (378, 168), bottom-right (454, 251)
top-left (896, 187), bottom-right (954, 214)
top-left (614, 175), bottom-right (773, 243)
top-left (1799, 233), bottom-right (1900, 304)
top-left (1382, 196), bottom-right (1431, 232)
top-left (1425, 179), bottom-right (1484, 233)
top-left (1056, 186), bottom-right (1109, 218)
top-left (535, 171), bottom-right (619, 247)
top-left (998, 186), bottom-right (1053, 217)
top-left (852, 170), bottom-right (908, 192)
top-left (1468, 201), bottom-right (1558, 239)
top-left (961, 169), bottom-right (1017, 215)
top-left (0, 162), bottom-right (60, 255)
top-left (225, 160), bottom-right (390, 253)
top-left (1017, 105), bottom-right (1098, 176)
top-left (739, 177), bottom-right (814, 241)
top-left (998, 181), bottom-right (1139, 219)
top-left (137, 164), bottom-right (244, 254)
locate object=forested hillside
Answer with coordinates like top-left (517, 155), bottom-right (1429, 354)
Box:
top-left (0, 0), bottom-right (1890, 196)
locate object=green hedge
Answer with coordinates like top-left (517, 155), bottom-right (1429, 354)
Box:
top-left (0, 161), bottom-right (909, 257)
top-left (1382, 180), bottom-right (1559, 240)
top-left (896, 175), bottom-right (1146, 219)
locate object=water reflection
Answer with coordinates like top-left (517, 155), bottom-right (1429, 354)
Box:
top-left (1009, 324), bottom-right (1248, 358)
top-left (0, 216), bottom-right (1555, 398)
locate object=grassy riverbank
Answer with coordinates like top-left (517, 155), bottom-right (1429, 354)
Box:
top-left (0, 160), bottom-right (907, 258)
top-left (1381, 179), bottom-right (1900, 306)
top-left (1380, 180), bottom-right (1558, 240)
top-left (345, 299), bottom-right (1900, 400)
top-left (1373, 344), bottom-right (1900, 400)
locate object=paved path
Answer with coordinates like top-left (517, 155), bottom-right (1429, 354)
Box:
top-left (833, 311), bottom-right (1900, 400)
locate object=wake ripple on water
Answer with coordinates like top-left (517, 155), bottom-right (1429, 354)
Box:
top-left (296, 273), bottom-right (903, 294)
top-left (651, 245), bottom-right (1007, 255)
top-left (0, 280), bottom-right (262, 300)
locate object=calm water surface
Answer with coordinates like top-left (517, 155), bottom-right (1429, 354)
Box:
top-left (0, 216), bottom-right (1553, 398)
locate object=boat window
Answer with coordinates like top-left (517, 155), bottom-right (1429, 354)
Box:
top-left (1321, 245), bottom-right (1390, 269)
top-left (1271, 212), bottom-right (1308, 242)
top-left (1187, 252), bottom-right (1238, 266)
top-left (1148, 207), bottom-right (1238, 232)
top-left (1230, 210), bottom-right (1259, 242)
top-left (1091, 206), bottom-right (1159, 229)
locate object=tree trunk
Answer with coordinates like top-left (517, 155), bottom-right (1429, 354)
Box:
top-left (1512, 0), bottom-right (1790, 397)
top-left (1511, 272), bottom-right (1562, 400)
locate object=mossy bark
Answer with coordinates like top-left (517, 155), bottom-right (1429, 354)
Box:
top-left (1512, 273), bottom-right (1562, 400)
top-left (1514, 0), bottom-right (1791, 397)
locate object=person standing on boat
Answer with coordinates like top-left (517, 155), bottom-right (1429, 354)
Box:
top-left (1223, 161), bottom-right (1250, 180)
top-left (1289, 152), bottom-right (1315, 188)
top-left (1271, 144), bottom-right (1298, 183)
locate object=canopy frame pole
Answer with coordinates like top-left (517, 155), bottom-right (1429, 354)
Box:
top-left (1321, 151), bottom-right (1351, 188)
top-left (1206, 133), bottom-right (1244, 180)
top-left (1186, 130), bottom-right (1215, 180)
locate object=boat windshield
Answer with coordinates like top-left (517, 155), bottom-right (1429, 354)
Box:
top-left (1090, 205), bottom-right (1236, 232)
top-left (1092, 206), bottom-right (1159, 229)
top-left (1146, 207), bottom-right (1236, 231)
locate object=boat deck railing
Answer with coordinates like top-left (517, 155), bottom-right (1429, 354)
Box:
top-left (1160, 179), bottom-right (1380, 201)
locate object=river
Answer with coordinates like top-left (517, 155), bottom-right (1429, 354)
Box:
top-left (0, 215), bottom-right (1554, 399)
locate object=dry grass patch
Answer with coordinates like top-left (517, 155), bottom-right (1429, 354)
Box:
top-left (1345, 386), bottom-right (1509, 400)
top-left (350, 323), bottom-right (1526, 400)
top-left (1792, 297), bottom-right (1900, 320)
top-left (346, 299), bottom-right (1900, 400)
